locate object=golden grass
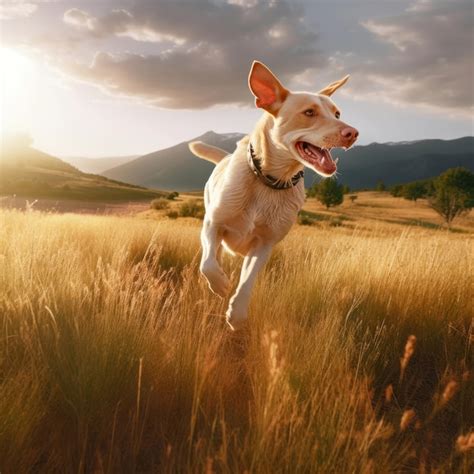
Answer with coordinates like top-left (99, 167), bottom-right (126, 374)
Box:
top-left (303, 192), bottom-right (474, 233)
top-left (0, 208), bottom-right (472, 473)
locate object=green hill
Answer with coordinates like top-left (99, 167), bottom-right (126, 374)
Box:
top-left (0, 142), bottom-right (164, 201)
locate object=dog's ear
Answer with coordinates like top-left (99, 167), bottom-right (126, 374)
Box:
top-left (248, 61), bottom-right (288, 115)
top-left (318, 75), bottom-right (350, 96)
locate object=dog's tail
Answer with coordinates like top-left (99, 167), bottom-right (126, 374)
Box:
top-left (188, 141), bottom-right (229, 165)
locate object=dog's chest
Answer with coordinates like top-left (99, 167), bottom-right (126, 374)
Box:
top-left (252, 185), bottom-right (304, 229)
top-left (224, 182), bottom-right (305, 250)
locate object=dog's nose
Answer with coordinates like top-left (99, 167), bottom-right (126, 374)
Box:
top-left (341, 127), bottom-right (359, 141)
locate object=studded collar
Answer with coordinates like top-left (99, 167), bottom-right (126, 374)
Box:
top-left (247, 142), bottom-right (304, 190)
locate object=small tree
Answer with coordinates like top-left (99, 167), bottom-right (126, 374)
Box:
top-left (376, 180), bottom-right (386, 192)
top-left (403, 182), bottom-right (426, 203)
top-left (314, 179), bottom-right (344, 209)
top-left (390, 184), bottom-right (404, 197)
top-left (166, 191), bottom-right (179, 200)
top-left (429, 168), bottom-right (474, 229)
top-left (349, 194), bottom-right (358, 204)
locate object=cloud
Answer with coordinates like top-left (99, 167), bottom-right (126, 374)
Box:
top-left (0, 1), bottom-right (37, 20)
top-left (58, 0), bottom-right (325, 108)
top-left (11, 0), bottom-right (470, 116)
top-left (63, 8), bottom-right (95, 29)
top-left (1, 0), bottom-right (59, 20)
top-left (406, 0), bottom-right (435, 12)
top-left (63, 8), bottom-right (161, 41)
top-left (353, 0), bottom-right (473, 114)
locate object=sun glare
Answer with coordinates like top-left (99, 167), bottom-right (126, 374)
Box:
top-left (0, 48), bottom-right (39, 137)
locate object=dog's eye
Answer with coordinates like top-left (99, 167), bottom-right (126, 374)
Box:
top-left (335, 111), bottom-right (340, 119)
top-left (304, 109), bottom-right (315, 117)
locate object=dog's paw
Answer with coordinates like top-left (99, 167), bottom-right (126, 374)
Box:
top-left (201, 263), bottom-right (230, 297)
top-left (225, 316), bottom-right (249, 332)
top-left (208, 275), bottom-right (230, 298)
top-left (225, 305), bottom-right (248, 332)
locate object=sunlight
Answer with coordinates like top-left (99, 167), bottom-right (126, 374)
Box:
top-left (0, 47), bottom-right (39, 136)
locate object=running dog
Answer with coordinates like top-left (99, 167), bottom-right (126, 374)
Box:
top-left (189, 61), bottom-right (358, 330)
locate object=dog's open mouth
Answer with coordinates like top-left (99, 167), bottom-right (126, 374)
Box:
top-left (295, 141), bottom-right (338, 176)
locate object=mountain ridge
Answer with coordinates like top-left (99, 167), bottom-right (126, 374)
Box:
top-left (102, 133), bottom-right (474, 191)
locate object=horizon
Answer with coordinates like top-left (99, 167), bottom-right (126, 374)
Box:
top-left (4, 130), bottom-right (474, 161)
top-left (1, 0), bottom-right (473, 158)
top-left (45, 133), bottom-right (474, 161)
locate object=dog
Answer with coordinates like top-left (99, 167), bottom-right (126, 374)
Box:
top-left (189, 61), bottom-right (358, 330)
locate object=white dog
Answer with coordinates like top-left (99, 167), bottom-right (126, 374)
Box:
top-left (189, 61), bottom-right (358, 330)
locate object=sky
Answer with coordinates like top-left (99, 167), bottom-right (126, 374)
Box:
top-left (0, 0), bottom-right (473, 158)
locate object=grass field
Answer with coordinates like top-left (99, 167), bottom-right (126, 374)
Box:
top-left (0, 194), bottom-right (473, 472)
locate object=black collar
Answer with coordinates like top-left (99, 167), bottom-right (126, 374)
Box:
top-left (247, 142), bottom-right (304, 190)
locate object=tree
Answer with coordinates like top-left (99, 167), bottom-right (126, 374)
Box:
top-left (390, 184), bottom-right (404, 197)
top-left (424, 180), bottom-right (436, 197)
top-left (166, 191), bottom-right (179, 200)
top-left (376, 180), bottom-right (386, 192)
top-left (429, 168), bottom-right (474, 229)
top-left (403, 181), bottom-right (426, 203)
top-left (314, 179), bottom-right (344, 209)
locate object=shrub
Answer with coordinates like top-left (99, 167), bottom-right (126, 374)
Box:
top-left (166, 210), bottom-right (179, 219)
top-left (329, 217), bottom-right (343, 227)
top-left (150, 198), bottom-right (170, 210)
top-left (297, 213), bottom-right (314, 226)
top-left (179, 199), bottom-right (205, 219)
top-left (349, 195), bottom-right (358, 204)
top-left (390, 184), bottom-right (404, 197)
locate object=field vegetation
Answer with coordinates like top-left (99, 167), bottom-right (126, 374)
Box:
top-left (0, 193), bottom-right (473, 472)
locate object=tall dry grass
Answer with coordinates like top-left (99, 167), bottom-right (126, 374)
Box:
top-left (0, 209), bottom-right (472, 473)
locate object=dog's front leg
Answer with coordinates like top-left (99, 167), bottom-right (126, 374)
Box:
top-left (200, 218), bottom-right (230, 297)
top-left (226, 243), bottom-right (272, 330)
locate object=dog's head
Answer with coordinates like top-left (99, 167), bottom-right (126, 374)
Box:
top-left (248, 61), bottom-right (359, 177)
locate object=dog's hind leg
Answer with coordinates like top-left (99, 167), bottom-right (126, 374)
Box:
top-left (200, 219), bottom-right (230, 297)
top-left (226, 243), bottom-right (272, 330)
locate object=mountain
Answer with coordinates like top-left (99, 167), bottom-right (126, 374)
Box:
top-left (0, 142), bottom-right (164, 201)
top-left (63, 155), bottom-right (139, 174)
top-left (322, 137), bottom-right (474, 189)
top-left (103, 131), bottom-right (245, 190)
top-left (103, 133), bottom-right (474, 191)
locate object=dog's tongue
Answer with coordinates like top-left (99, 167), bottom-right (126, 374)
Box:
top-left (307, 143), bottom-right (336, 173)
